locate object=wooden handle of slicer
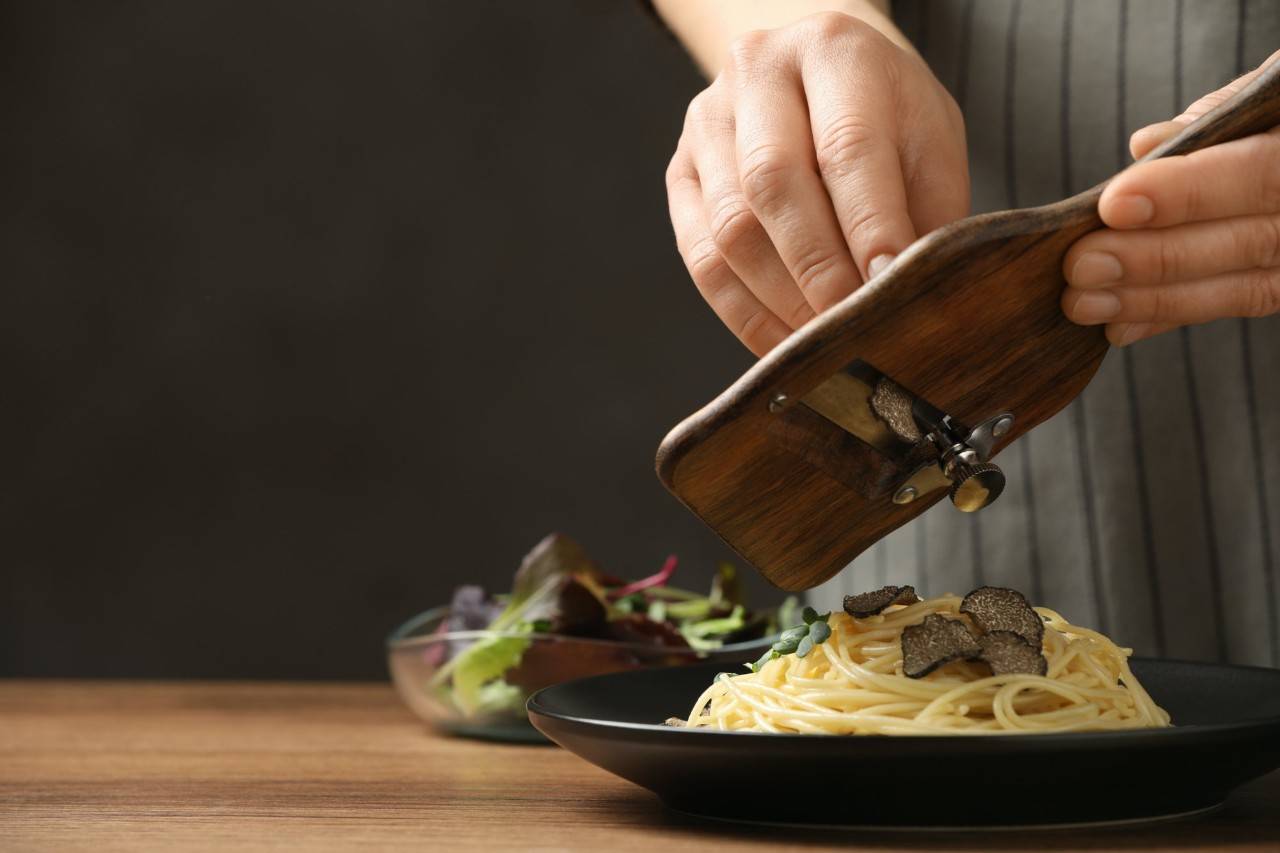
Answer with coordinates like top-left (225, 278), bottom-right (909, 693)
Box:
top-left (1141, 56), bottom-right (1280, 160)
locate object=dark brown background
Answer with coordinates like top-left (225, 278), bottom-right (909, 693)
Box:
top-left (0, 0), bottom-right (786, 679)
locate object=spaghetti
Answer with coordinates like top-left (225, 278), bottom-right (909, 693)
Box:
top-left (684, 595), bottom-right (1171, 735)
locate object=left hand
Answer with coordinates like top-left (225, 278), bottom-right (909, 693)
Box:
top-left (1061, 51), bottom-right (1280, 346)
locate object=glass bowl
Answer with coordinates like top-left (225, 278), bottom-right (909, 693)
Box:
top-left (387, 605), bottom-right (775, 742)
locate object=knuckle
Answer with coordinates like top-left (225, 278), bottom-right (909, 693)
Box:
top-left (683, 89), bottom-right (717, 130)
top-left (684, 84), bottom-right (734, 138)
top-left (1146, 285), bottom-right (1174, 322)
top-left (707, 198), bottom-right (761, 257)
top-left (665, 152), bottom-right (687, 189)
top-left (1237, 214), bottom-right (1280, 269)
top-left (684, 92), bottom-right (708, 126)
top-left (1154, 233), bottom-right (1180, 283)
top-left (841, 206), bottom-right (891, 255)
top-left (683, 237), bottom-right (731, 291)
top-left (799, 10), bottom-right (882, 47)
top-left (802, 10), bottom-right (858, 39)
top-left (739, 144), bottom-right (795, 213)
top-left (1180, 168), bottom-right (1206, 223)
top-left (736, 309), bottom-right (773, 345)
top-left (782, 299), bottom-right (816, 329)
top-left (726, 30), bottom-right (770, 72)
top-left (1241, 270), bottom-right (1280, 318)
top-left (813, 117), bottom-right (878, 180)
top-left (790, 246), bottom-right (843, 294)
top-left (1262, 215), bottom-right (1280, 268)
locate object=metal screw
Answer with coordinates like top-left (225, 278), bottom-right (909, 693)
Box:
top-left (893, 485), bottom-right (918, 505)
top-left (991, 415), bottom-right (1014, 438)
top-left (768, 393), bottom-right (789, 413)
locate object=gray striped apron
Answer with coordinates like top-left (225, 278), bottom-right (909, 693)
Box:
top-left (810, 0), bottom-right (1280, 667)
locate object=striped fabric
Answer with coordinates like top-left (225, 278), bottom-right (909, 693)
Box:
top-left (810, 0), bottom-right (1280, 667)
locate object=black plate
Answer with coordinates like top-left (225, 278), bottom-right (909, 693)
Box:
top-left (528, 659), bottom-right (1280, 828)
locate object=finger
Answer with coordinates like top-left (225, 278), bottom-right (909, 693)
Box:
top-left (799, 25), bottom-right (918, 281)
top-left (1168, 49), bottom-right (1276, 125)
top-left (1105, 322), bottom-right (1178, 347)
top-left (1130, 51), bottom-right (1278, 159)
top-left (900, 90), bottom-right (971, 236)
top-left (666, 149), bottom-right (792, 356)
top-left (684, 90), bottom-right (816, 331)
top-left (1064, 213), bottom-right (1280, 289)
top-left (1129, 120), bottom-right (1183, 160)
top-left (1099, 128), bottom-right (1280, 229)
top-left (1061, 267), bottom-right (1280, 327)
top-left (728, 34), bottom-right (862, 315)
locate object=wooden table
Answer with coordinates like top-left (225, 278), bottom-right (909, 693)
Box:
top-left (1, 681), bottom-right (1277, 852)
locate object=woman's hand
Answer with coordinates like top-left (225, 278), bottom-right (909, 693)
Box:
top-left (665, 12), bottom-right (969, 356)
top-left (1062, 52), bottom-right (1280, 346)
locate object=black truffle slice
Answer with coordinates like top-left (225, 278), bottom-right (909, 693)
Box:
top-left (663, 717), bottom-right (687, 727)
top-left (960, 586), bottom-right (1044, 648)
top-left (978, 631), bottom-right (1048, 676)
top-left (843, 585), bottom-right (920, 618)
top-left (901, 614), bottom-right (982, 678)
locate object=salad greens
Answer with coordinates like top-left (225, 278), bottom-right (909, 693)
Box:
top-left (426, 533), bottom-right (792, 719)
top-left (450, 636), bottom-right (529, 715)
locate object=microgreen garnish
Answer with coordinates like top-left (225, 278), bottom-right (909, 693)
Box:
top-left (802, 606), bottom-right (829, 625)
top-left (749, 610), bottom-right (833, 670)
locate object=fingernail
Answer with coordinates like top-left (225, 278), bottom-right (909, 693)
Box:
top-left (1110, 194), bottom-right (1155, 226)
top-left (868, 253), bottom-right (895, 279)
top-left (1110, 323), bottom-right (1150, 347)
top-left (1069, 290), bottom-right (1122, 323)
top-left (1070, 252), bottom-right (1124, 287)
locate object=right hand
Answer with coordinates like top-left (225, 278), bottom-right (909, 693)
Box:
top-left (666, 12), bottom-right (970, 356)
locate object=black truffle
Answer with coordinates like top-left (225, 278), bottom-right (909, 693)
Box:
top-left (901, 614), bottom-right (982, 678)
top-left (843, 585), bottom-right (920, 618)
top-left (978, 631), bottom-right (1048, 676)
top-left (663, 717), bottom-right (687, 727)
top-left (960, 586), bottom-right (1044, 648)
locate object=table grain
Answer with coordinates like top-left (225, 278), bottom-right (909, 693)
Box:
top-left (0, 681), bottom-right (1276, 852)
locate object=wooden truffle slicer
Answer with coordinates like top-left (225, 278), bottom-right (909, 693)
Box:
top-left (657, 60), bottom-right (1280, 592)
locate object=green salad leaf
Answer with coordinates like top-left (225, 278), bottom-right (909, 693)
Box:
top-left (434, 535), bottom-right (604, 713)
top-left (449, 635), bottom-right (530, 715)
top-left (473, 679), bottom-right (526, 715)
top-left (490, 534), bottom-right (599, 631)
top-left (681, 604), bottom-right (746, 650)
top-left (709, 562), bottom-right (743, 608)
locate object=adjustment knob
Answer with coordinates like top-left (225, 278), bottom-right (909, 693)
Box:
top-left (948, 462), bottom-right (1006, 512)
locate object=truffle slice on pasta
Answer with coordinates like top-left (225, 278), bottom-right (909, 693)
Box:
top-left (960, 586), bottom-right (1044, 647)
top-left (901, 614), bottom-right (981, 677)
top-left (843, 585), bottom-right (919, 618)
top-left (978, 630), bottom-right (1048, 676)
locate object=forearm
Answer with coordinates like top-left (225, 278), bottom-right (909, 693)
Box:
top-left (651, 0), bottom-right (909, 77)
